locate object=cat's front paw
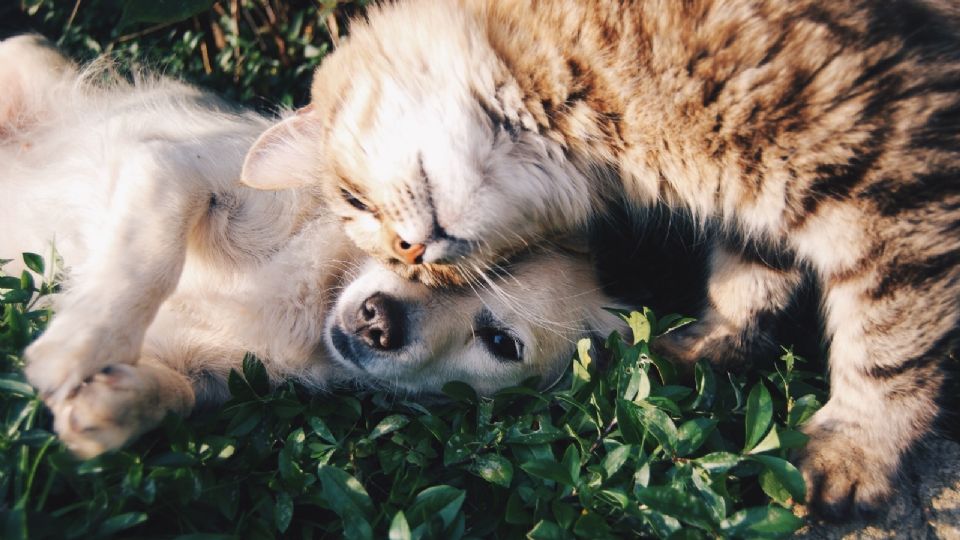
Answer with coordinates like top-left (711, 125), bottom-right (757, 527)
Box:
top-left (652, 321), bottom-right (760, 372)
top-left (52, 364), bottom-right (168, 459)
top-left (796, 419), bottom-right (896, 521)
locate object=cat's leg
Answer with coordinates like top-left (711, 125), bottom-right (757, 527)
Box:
top-left (24, 142), bottom-right (211, 407)
top-left (653, 242), bottom-right (802, 371)
top-left (52, 357), bottom-right (195, 459)
top-left (798, 266), bottom-right (953, 519)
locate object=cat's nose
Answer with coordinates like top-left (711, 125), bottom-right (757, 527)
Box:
top-left (388, 232), bottom-right (426, 265)
top-left (354, 293), bottom-right (404, 350)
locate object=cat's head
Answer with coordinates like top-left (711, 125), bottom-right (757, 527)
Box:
top-left (323, 246), bottom-right (627, 396)
top-left (241, 1), bottom-right (596, 286)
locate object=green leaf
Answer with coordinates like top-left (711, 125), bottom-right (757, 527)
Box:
top-left (695, 452), bottom-right (741, 473)
top-left (573, 511), bottom-right (613, 539)
top-left (635, 367), bottom-right (652, 401)
top-left (656, 313), bottom-right (696, 335)
top-left (597, 488), bottom-right (631, 509)
top-left (505, 491), bottom-right (533, 525)
top-left (470, 454), bottom-right (513, 488)
top-left (241, 353), bottom-right (270, 396)
top-left (743, 383), bottom-right (773, 453)
top-left (749, 455), bottom-right (806, 503)
top-left (616, 399), bottom-right (647, 445)
top-left (308, 416), bottom-right (337, 444)
top-left (601, 444), bottom-right (631, 479)
top-left (748, 425), bottom-right (781, 455)
top-left (19, 271), bottom-right (34, 293)
top-left (776, 429), bottom-right (810, 450)
top-left (561, 444), bottom-right (580, 485)
top-left (0, 377), bottom-right (35, 397)
top-left (389, 511), bottom-right (411, 540)
top-left (520, 459), bottom-right (575, 486)
top-left (0, 276), bottom-right (21, 290)
top-left (527, 520), bottom-right (571, 540)
top-left (758, 468), bottom-right (792, 506)
top-left (317, 465), bottom-right (374, 540)
top-left (634, 486), bottom-right (716, 531)
top-left (634, 460), bottom-right (652, 488)
top-left (96, 512), bottom-right (148, 536)
top-left (690, 360), bottom-right (716, 410)
top-left (369, 414), bottom-right (409, 440)
top-left (787, 394), bottom-right (821, 428)
top-left (406, 485), bottom-right (466, 534)
top-left (720, 505), bottom-right (803, 538)
top-left (552, 499), bottom-right (577, 529)
top-left (635, 402), bottom-right (679, 455)
top-left (573, 338), bottom-right (593, 391)
top-left (645, 342), bottom-right (678, 385)
top-left (621, 311), bottom-right (652, 344)
top-left (22, 253), bottom-right (43, 275)
top-left (2, 289), bottom-right (32, 305)
top-left (676, 418), bottom-right (717, 457)
top-left (274, 492), bottom-right (293, 533)
top-left (505, 420), bottom-right (567, 445)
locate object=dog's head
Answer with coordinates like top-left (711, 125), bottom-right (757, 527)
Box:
top-left (324, 247), bottom-right (627, 396)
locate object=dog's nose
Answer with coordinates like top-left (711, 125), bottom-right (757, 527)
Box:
top-left (354, 293), bottom-right (404, 350)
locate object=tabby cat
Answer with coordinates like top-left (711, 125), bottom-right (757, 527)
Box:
top-left (240, 0), bottom-right (960, 519)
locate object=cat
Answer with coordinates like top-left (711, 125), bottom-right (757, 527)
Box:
top-left (1, 35), bottom-right (626, 458)
top-left (239, 0), bottom-right (960, 520)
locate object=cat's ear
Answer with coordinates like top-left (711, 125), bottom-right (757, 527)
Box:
top-left (241, 106), bottom-right (323, 190)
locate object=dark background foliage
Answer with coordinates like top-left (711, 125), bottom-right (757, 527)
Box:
top-left (2, 0), bottom-right (368, 111)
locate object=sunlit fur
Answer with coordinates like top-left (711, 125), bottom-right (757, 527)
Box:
top-left (1, 35), bottom-right (626, 458)
top-left (241, 0), bottom-right (960, 519)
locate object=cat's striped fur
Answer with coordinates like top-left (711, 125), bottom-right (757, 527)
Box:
top-left (240, 0), bottom-right (960, 519)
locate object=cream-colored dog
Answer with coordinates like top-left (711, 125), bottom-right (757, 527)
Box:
top-left (0, 36), bottom-right (625, 458)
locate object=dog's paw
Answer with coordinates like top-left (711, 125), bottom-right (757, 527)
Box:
top-left (796, 420), bottom-right (896, 521)
top-left (652, 321), bottom-right (758, 372)
top-left (24, 320), bottom-right (140, 406)
top-left (52, 364), bottom-right (167, 459)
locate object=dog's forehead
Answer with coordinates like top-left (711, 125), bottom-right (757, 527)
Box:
top-left (473, 252), bottom-right (594, 321)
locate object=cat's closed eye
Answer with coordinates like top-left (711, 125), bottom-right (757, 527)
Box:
top-left (340, 188), bottom-right (370, 212)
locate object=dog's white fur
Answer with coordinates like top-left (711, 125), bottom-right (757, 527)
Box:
top-left (0, 35), bottom-right (626, 458)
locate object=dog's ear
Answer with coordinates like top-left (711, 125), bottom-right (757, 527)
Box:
top-left (241, 106), bottom-right (323, 190)
top-left (550, 229), bottom-right (591, 256)
top-left (0, 35), bottom-right (75, 136)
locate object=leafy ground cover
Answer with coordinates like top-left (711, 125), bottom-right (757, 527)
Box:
top-left (0, 253), bottom-right (827, 538)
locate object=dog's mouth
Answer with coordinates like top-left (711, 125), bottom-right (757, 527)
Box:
top-left (328, 325), bottom-right (365, 370)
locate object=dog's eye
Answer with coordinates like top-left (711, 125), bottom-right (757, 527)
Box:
top-left (340, 188), bottom-right (369, 212)
top-left (477, 327), bottom-right (524, 362)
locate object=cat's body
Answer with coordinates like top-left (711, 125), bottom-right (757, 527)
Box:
top-left (3, 35), bottom-right (625, 458)
top-left (241, 0), bottom-right (960, 518)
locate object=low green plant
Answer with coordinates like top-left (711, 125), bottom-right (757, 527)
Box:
top-left (0, 253), bottom-right (827, 538)
top-left (13, 0), bottom-right (367, 110)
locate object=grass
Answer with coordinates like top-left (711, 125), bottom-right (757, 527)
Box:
top-left (3, 1), bottom-right (841, 537)
top-left (0, 252), bottom-right (828, 538)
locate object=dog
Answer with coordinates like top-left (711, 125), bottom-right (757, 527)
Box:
top-left (0, 35), bottom-right (626, 458)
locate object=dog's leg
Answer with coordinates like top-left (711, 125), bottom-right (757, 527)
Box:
top-left (53, 357), bottom-right (195, 458)
top-left (652, 242), bottom-right (802, 371)
top-left (24, 141), bottom-right (211, 407)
